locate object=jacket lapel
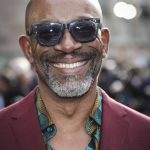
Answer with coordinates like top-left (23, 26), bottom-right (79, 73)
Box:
top-left (10, 88), bottom-right (45, 150)
top-left (100, 90), bottom-right (129, 150)
top-left (9, 87), bottom-right (128, 150)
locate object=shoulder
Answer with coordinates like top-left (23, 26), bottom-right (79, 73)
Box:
top-left (0, 87), bottom-right (37, 122)
top-left (101, 89), bottom-right (150, 133)
top-left (100, 88), bottom-right (150, 150)
top-left (101, 88), bottom-right (150, 119)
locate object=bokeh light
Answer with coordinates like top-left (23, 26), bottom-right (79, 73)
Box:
top-left (114, 2), bottom-right (137, 20)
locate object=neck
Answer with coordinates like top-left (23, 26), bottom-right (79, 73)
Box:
top-left (39, 83), bottom-right (97, 130)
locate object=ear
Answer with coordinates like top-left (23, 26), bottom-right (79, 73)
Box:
top-left (101, 28), bottom-right (110, 57)
top-left (19, 35), bottom-right (34, 64)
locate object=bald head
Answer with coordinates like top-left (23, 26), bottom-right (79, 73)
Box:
top-left (25, 0), bottom-right (103, 35)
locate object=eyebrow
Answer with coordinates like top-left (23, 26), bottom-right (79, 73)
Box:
top-left (31, 16), bottom-right (101, 28)
top-left (35, 19), bottom-right (58, 24)
top-left (78, 16), bottom-right (92, 19)
top-left (35, 16), bottom-right (99, 24)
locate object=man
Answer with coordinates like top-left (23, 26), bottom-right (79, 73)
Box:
top-left (0, 0), bottom-right (150, 150)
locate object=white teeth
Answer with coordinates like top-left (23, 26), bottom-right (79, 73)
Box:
top-left (53, 61), bottom-right (86, 69)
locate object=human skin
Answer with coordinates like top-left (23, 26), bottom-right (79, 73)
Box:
top-left (19, 0), bottom-right (109, 149)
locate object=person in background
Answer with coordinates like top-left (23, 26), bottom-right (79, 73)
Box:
top-left (0, 69), bottom-right (22, 106)
top-left (0, 57), bottom-right (37, 107)
top-left (0, 95), bottom-right (5, 109)
top-left (6, 57), bottom-right (38, 96)
top-left (0, 0), bottom-right (150, 150)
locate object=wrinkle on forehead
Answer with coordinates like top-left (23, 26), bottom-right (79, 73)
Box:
top-left (28, 0), bottom-right (102, 26)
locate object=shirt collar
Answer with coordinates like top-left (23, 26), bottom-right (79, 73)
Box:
top-left (36, 87), bottom-right (103, 149)
top-left (89, 92), bottom-right (102, 126)
top-left (36, 87), bottom-right (102, 127)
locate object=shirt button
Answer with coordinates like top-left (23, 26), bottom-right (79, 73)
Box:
top-left (47, 127), bottom-right (53, 132)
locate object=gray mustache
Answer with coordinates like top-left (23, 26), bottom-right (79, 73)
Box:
top-left (41, 51), bottom-right (96, 63)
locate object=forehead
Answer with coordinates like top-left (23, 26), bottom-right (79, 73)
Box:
top-left (31, 0), bottom-right (102, 24)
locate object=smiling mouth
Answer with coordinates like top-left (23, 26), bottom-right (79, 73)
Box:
top-left (52, 60), bottom-right (87, 69)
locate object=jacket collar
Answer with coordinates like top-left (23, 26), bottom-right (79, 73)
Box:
top-left (10, 87), bottom-right (128, 150)
top-left (10, 87), bottom-right (45, 150)
top-left (100, 89), bottom-right (129, 150)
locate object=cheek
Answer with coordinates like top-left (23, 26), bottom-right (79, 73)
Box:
top-left (96, 33), bottom-right (104, 51)
top-left (90, 38), bottom-right (104, 69)
top-left (31, 44), bottom-right (48, 64)
top-left (89, 37), bottom-right (104, 58)
top-left (31, 48), bottom-right (43, 72)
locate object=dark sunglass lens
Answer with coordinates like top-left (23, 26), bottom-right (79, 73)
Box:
top-left (36, 23), bottom-right (63, 46)
top-left (70, 21), bottom-right (98, 43)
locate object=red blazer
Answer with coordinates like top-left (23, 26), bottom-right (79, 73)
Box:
top-left (0, 88), bottom-right (150, 150)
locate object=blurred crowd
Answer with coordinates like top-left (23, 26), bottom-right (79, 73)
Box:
top-left (0, 57), bottom-right (150, 116)
top-left (99, 58), bottom-right (150, 116)
top-left (0, 57), bottom-right (37, 109)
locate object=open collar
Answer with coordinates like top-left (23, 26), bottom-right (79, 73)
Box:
top-left (9, 87), bottom-right (129, 150)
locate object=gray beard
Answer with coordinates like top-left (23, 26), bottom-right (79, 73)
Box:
top-left (40, 61), bottom-right (95, 98)
top-left (47, 68), bottom-right (94, 98)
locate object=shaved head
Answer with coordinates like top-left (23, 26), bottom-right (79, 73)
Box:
top-left (21, 0), bottom-right (109, 99)
top-left (25, 0), bottom-right (103, 34)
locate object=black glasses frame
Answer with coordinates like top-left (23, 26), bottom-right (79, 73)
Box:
top-left (27, 18), bottom-right (102, 46)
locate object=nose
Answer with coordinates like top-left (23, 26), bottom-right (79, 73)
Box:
top-left (53, 30), bottom-right (82, 53)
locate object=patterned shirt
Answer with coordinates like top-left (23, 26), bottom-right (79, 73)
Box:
top-left (36, 88), bottom-right (102, 150)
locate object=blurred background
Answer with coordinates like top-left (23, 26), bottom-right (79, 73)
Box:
top-left (0, 0), bottom-right (150, 115)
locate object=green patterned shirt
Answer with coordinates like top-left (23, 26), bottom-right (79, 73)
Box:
top-left (36, 88), bottom-right (102, 150)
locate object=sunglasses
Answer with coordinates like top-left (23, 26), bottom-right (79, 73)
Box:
top-left (27, 18), bottom-right (102, 47)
